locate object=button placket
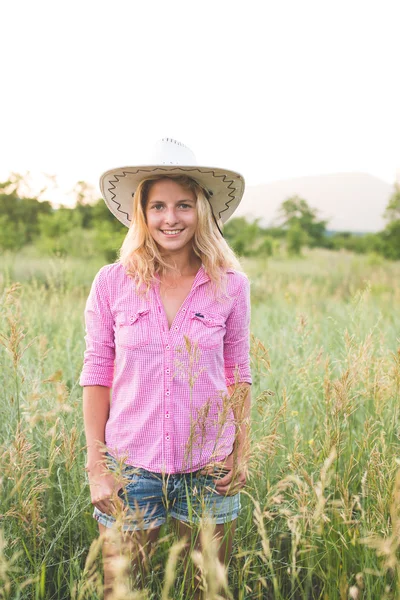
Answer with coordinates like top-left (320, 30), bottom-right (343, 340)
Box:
top-left (154, 271), bottom-right (210, 470)
top-left (152, 285), bottom-right (177, 470)
top-left (164, 336), bottom-right (173, 461)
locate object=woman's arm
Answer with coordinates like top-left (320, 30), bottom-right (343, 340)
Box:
top-left (80, 268), bottom-right (120, 514)
top-left (229, 382), bottom-right (251, 468)
top-left (214, 274), bottom-right (252, 495)
top-left (213, 382), bottom-right (251, 496)
top-left (83, 385), bottom-right (110, 471)
top-left (83, 385), bottom-right (122, 515)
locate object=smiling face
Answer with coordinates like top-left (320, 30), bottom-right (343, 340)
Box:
top-left (144, 178), bottom-right (198, 255)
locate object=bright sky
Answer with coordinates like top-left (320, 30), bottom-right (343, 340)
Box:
top-left (1, 0), bottom-right (399, 206)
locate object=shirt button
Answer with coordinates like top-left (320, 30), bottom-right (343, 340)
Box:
top-left (165, 412), bottom-right (170, 419)
top-left (182, 308), bottom-right (187, 312)
top-left (166, 368), bottom-right (170, 374)
top-left (174, 326), bottom-right (179, 330)
top-left (166, 435), bottom-right (170, 441)
top-left (166, 345), bottom-right (170, 350)
top-left (166, 390), bottom-right (170, 396)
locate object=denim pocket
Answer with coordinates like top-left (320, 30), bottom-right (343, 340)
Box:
top-left (118, 472), bottom-right (142, 495)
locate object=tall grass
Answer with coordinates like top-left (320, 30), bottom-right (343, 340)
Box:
top-left (0, 249), bottom-right (399, 599)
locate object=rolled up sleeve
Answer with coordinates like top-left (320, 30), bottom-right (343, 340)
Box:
top-left (79, 267), bottom-right (115, 388)
top-left (223, 275), bottom-right (252, 387)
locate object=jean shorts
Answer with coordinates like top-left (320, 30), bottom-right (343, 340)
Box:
top-left (93, 455), bottom-right (241, 531)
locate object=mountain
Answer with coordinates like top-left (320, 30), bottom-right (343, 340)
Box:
top-left (236, 173), bottom-right (395, 232)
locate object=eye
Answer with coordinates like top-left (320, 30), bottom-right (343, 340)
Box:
top-left (178, 203), bottom-right (192, 209)
top-left (151, 203), bottom-right (164, 210)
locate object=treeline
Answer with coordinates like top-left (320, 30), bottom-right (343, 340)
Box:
top-left (1, 175), bottom-right (399, 261)
top-left (0, 177), bottom-right (126, 261)
top-left (225, 191), bottom-right (400, 260)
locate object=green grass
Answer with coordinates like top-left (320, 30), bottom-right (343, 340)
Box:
top-left (0, 249), bottom-right (399, 599)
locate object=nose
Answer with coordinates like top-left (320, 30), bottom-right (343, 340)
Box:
top-left (164, 208), bottom-right (179, 225)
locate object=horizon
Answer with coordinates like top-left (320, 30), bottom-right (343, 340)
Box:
top-left (1, 167), bottom-right (397, 211)
top-left (3, 169), bottom-right (393, 234)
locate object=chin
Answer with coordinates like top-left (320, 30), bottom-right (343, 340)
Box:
top-left (157, 236), bottom-right (194, 252)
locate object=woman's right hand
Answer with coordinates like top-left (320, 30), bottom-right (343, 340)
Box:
top-left (86, 464), bottom-right (124, 515)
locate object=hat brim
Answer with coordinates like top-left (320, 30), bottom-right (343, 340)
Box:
top-left (99, 165), bottom-right (245, 228)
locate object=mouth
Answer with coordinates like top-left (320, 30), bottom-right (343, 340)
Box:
top-left (160, 229), bottom-right (184, 237)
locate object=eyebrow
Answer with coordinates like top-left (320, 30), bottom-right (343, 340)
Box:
top-left (147, 198), bottom-right (196, 205)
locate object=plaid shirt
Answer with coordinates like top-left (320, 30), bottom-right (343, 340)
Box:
top-left (79, 262), bottom-right (252, 474)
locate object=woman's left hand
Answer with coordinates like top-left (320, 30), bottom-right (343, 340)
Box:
top-left (202, 452), bottom-right (248, 496)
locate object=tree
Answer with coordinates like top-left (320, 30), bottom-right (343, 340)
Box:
top-left (380, 185), bottom-right (400, 260)
top-left (384, 184), bottom-right (400, 222)
top-left (278, 195), bottom-right (328, 247)
top-left (72, 181), bottom-right (100, 229)
top-left (0, 181), bottom-right (52, 250)
top-left (286, 221), bottom-right (308, 256)
top-left (224, 217), bottom-right (266, 256)
top-left (380, 221), bottom-right (400, 260)
top-left (38, 207), bottom-right (83, 238)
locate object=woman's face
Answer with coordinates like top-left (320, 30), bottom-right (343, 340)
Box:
top-left (145, 179), bottom-right (198, 254)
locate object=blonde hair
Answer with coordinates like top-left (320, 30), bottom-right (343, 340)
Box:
top-left (118, 174), bottom-right (243, 295)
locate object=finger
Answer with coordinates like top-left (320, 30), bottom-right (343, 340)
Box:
top-left (94, 499), bottom-right (113, 515)
top-left (199, 463), bottom-right (221, 476)
top-left (217, 474), bottom-right (245, 487)
top-left (215, 482), bottom-right (244, 496)
top-left (112, 491), bottom-right (125, 511)
top-left (215, 482), bottom-right (237, 495)
top-left (214, 473), bottom-right (233, 487)
top-left (215, 476), bottom-right (246, 495)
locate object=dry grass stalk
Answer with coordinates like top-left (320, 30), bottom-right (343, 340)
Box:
top-left (191, 520), bottom-right (232, 600)
top-left (0, 283), bottom-right (37, 369)
top-left (161, 537), bottom-right (187, 600)
top-left (360, 468), bottom-right (400, 589)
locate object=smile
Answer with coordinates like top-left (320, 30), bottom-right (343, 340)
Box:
top-left (160, 229), bottom-right (184, 236)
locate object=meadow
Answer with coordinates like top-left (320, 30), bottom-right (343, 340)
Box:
top-left (0, 248), bottom-right (399, 599)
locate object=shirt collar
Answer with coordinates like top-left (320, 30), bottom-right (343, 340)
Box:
top-left (195, 264), bottom-right (210, 286)
top-left (153, 264), bottom-right (210, 287)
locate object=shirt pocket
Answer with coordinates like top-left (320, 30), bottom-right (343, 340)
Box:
top-left (188, 311), bottom-right (226, 349)
top-left (115, 309), bottom-right (150, 349)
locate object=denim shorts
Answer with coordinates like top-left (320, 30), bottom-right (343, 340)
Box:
top-left (93, 455), bottom-right (241, 531)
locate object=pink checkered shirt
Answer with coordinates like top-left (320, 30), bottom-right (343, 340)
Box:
top-left (79, 262), bottom-right (252, 474)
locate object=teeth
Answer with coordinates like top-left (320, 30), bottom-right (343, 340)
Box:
top-left (162, 230), bottom-right (182, 235)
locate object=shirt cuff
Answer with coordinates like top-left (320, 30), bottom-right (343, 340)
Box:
top-left (225, 364), bottom-right (252, 387)
top-left (79, 366), bottom-right (114, 388)
top-left (225, 376), bottom-right (252, 387)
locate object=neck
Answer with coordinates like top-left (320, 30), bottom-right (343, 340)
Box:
top-left (159, 248), bottom-right (202, 277)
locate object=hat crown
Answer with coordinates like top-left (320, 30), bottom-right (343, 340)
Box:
top-left (150, 138), bottom-right (197, 166)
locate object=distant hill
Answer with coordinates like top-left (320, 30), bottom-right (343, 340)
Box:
top-left (236, 173), bottom-right (395, 232)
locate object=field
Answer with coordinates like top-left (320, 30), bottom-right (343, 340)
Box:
top-left (0, 248), bottom-right (399, 599)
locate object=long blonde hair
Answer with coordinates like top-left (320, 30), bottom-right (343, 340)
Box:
top-left (118, 174), bottom-right (243, 295)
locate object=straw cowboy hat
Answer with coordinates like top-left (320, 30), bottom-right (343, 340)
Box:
top-left (99, 138), bottom-right (245, 231)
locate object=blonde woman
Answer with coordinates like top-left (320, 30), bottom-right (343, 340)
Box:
top-left (80, 139), bottom-right (252, 597)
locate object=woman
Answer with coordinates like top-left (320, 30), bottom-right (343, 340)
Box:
top-left (80, 138), bottom-right (252, 597)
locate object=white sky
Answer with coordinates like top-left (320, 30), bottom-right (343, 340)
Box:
top-left (1, 0), bottom-right (399, 206)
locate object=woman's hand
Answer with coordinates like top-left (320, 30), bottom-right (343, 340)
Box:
top-left (201, 452), bottom-right (248, 496)
top-left (86, 464), bottom-right (124, 515)
top-left (207, 382), bottom-right (251, 496)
